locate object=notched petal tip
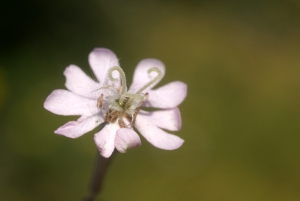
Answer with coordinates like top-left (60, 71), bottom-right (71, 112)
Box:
top-left (173, 107), bottom-right (182, 130)
top-left (63, 64), bottom-right (101, 99)
top-left (94, 123), bottom-right (119, 158)
top-left (115, 128), bottom-right (142, 153)
top-left (43, 89), bottom-right (98, 116)
top-left (43, 90), bottom-right (61, 112)
top-left (145, 108), bottom-right (182, 131)
top-left (170, 137), bottom-right (184, 150)
top-left (54, 121), bottom-right (79, 139)
top-left (88, 48), bottom-right (120, 85)
top-left (135, 115), bottom-right (185, 150)
top-left (155, 134), bottom-right (184, 150)
top-left (94, 135), bottom-right (113, 158)
top-left (54, 116), bottom-right (103, 139)
top-left (145, 81), bottom-right (188, 109)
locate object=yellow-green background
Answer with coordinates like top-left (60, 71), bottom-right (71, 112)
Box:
top-left (1, 1), bottom-right (300, 200)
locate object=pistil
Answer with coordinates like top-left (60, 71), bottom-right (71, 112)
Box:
top-left (104, 66), bottom-right (163, 128)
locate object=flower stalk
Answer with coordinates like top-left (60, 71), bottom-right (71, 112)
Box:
top-left (83, 151), bottom-right (117, 201)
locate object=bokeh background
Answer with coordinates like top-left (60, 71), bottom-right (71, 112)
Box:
top-left (1, 0), bottom-right (300, 200)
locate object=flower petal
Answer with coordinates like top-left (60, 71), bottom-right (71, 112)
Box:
top-left (64, 65), bottom-right (102, 99)
top-left (94, 122), bottom-right (119, 158)
top-left (115, 128), bottom-right (141, 153)
top-left (145, 108), bottom-right (182, 131)
top-left (145, 81), bottom-right (187, 108)
top-left (54, 115), bottom-right (103, 138)
top-left (135, 114), bottom-right (184, 150)
top-left (129, 59), bottom-right (166, 92)
top-left (88, 48), bottom-right (120, 85)
top-left (44, 89), bottom-right (98, 116)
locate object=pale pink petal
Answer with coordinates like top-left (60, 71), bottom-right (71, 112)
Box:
top-left (88, 48), bottom-right (120, 85)
top-left (129, 59), bottom-right (166, 92)
top-left (144, 81), bottom-right (187, 108)
top-left (44, 89), bottom-right (98, 116)
top-left (135, 114), bottom-right (184, 150)
top-left (94, 123), bottom-right (119, 158)
top-left (145, 108), bottom-right (181, 131)
top-left (115, 128), bottom-right (141, 153)
top-left (54, 115), bottom-right (103, 138)
top-left (64, 65), bottom-right (102, 99)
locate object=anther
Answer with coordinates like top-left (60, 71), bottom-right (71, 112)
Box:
top-left (97, 94), bottom-right (104, 108)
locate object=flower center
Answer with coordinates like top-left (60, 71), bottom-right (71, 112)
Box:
top-left (98, 66), bottom-right (162, 128)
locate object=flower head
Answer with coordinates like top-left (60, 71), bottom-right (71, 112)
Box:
top-left (44, 48), bottom-right (187, 157)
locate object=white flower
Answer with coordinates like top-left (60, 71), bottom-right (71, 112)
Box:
top-left (44, 48), bottom-right (187, 158)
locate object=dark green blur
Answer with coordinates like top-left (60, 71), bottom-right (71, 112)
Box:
top-left (1, 0), bottom-right (300, 200)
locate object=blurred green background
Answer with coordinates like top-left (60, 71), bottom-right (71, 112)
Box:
top-left (1, 0), bottom-right (300, 200)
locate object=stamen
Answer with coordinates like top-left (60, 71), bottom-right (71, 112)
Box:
top-left (97, 94), bottom-right (104, 108)
top-left (136, 67), bottom-right (163, 94)
top-left (108, 66), bottom-right (127, 94)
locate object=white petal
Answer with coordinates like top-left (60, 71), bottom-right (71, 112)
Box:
top-left (94, 123), bottom-right (119, 158)
top-left (129, 59), bottom-right (165, 92)
top-left (145, 81), bottom-right (187, 108)
top-left (115, 128), bottom-right (141, 153)
top-left (135, 114), bottom-right (184, 150)
top-left (54, 115), bottom-right (103, 138)
top-left (88, 48), bottom-right (120, 85)
top-left (64, 65), bottom-right (102, 99)
top-left (44, 89), bottom-right (98, 116)
top-left (146, 108), bottom-right (182, 131)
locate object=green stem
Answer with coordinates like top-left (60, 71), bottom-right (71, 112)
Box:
top-left (82, 151), bottom-right (117, 201)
